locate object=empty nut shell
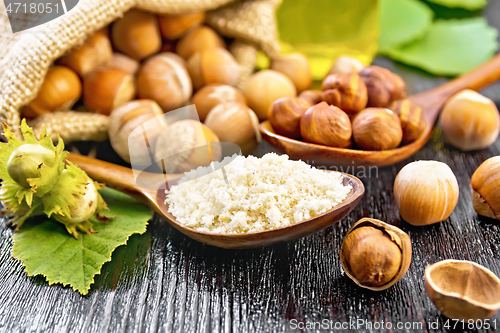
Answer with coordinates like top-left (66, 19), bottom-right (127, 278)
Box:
top-left (352, 108), bottom-right (402, 150)
top-left (389, 99), bottom-right (427, 143)
top-left (340, 218), bottom-right (412, 291)
top-left (359, 66), bottom-right (407, 107)
top-left (300, 102), bottom-right (352, 148)
top-left (269, 97), bottom-right (311, 139)
top-left (471, 156), bottom-right (500, 220)
top-left (425, 259), bottom-right (500, 320)
top-left (321, 73), bottom-right (368, 114)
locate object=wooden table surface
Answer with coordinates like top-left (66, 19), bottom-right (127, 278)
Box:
top-left (2, 4), bottom-right (500, 333)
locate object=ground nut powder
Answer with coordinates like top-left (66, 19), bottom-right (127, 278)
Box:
top-left (165, 153), bottom-right (352, 233)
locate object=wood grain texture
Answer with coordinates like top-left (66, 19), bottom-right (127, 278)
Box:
top-left (2, 4), bottom-right (500, 332)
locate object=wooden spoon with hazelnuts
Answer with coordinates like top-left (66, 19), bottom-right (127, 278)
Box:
top-left (260, 54), bottom-right (500, 167)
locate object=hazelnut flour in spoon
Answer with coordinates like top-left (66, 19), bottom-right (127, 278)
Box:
top-left (165, 153), bottom-right (352, 234)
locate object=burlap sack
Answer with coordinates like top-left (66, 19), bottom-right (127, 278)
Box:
top-left (0, 0), bottom-right (281, 141)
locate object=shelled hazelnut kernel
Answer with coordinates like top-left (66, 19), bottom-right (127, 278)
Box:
top-left (329, 56), bottom-right (365, 75)
top-left (58, 29), bottom-right (113, 77)
top-left (394, 160), bottom-right (459, 226)
top-left (271, 53), bottom-right (312, 93)
top-left (243, 70), bottom-right (296, 121)
top-left (352, 108), bottom-right (402, 150)
top-left (359, 66), bottom-right (407, 107)
top-left (340, 218), bottom-right (412, 291)
top-left (21, 66), bottom-right (81, 119)
top-left (300, 102), bottom-right (352, 148)
top-left (191, 84), bottom-right (246, 122)
top-left (298, 90), bottom-right (323, 106)
top-left (158, 12), bottom-right (205, 40)
top-left (108, 100), bottom-right (167, 164)
top-left (112, 9), bottom-right (162, 60)
top-left (187, 48), bottom-right (240, 90)
top-left (389, 99), bottom-right (427, 143)
top-left (205, 102), bottom-right (261, 147)
top-left (439, 90), bottom-right (500, 151)
top-left (321, 73), bottom-right (368, 114)
top-left (176, 26), bottom-right (225, 60)
top-left (269, 97), bottom-right (311, 139)
top-left (137, 53), bottom-right (193, 112)
top-left (471, 156), bottom-right (500, 220)
top-left (83, 67), bottom-right (136, 115)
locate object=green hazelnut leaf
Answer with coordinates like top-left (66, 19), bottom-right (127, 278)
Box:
top-left (387, 18), bottom-right (499, 76)
top-left (12, 187), bottom-right (151, 295)
top-left (379, 0), bottom-right (434, 54)
top-left (426, 0), bottom-right (487, 10)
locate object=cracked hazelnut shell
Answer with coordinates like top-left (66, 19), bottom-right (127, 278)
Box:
top-left (340, 218), bottom-right (412, 291)
top-left (425, 259), bottom-right (500, 320)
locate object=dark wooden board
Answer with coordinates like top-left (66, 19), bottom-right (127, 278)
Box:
top-left (2, 3), bottom-right (500, 332)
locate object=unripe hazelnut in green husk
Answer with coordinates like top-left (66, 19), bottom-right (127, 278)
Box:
top-left (7, 144), bottom-right (57, 189)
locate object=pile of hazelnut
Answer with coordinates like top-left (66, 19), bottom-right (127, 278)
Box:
top-left (22, 8), bottom-right (316, 167)
top-left (269, 56), bottom-right (428, 150)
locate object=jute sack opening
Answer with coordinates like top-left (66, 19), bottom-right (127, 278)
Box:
top-left (0, 0), bottom-right (281, 141)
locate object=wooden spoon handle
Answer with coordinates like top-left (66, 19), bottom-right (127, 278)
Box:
top-left (66, 153), bottom-right (143, 195)
top-left (410, 53), bottom-right (500, 124)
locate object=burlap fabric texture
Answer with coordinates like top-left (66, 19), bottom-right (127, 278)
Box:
top-left (0, 0), bottom-right (281, 142)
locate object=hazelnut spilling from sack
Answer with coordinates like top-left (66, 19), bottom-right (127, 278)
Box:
top-left (0, 0), bottom-right (281, 142)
